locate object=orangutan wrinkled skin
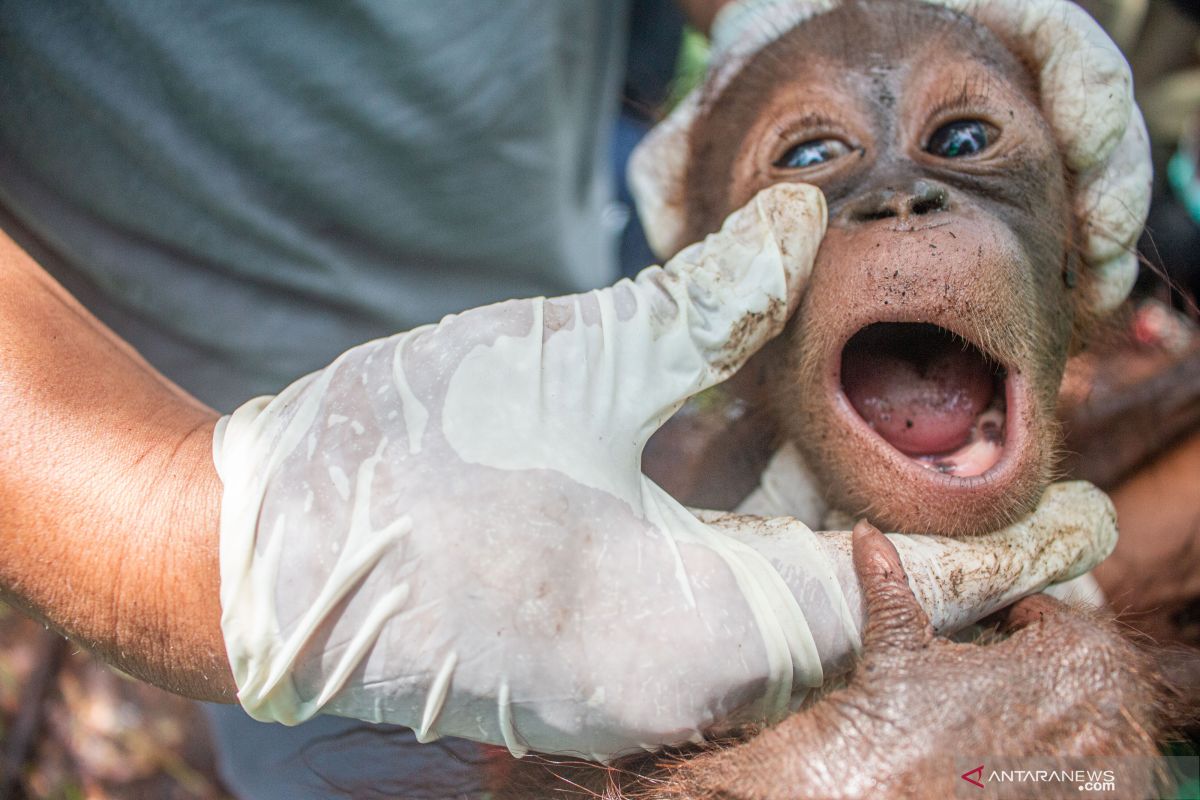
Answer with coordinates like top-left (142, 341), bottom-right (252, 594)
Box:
top-left (493, 2), bottom-right (1169, 797)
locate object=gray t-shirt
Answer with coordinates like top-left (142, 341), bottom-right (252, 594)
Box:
top-left (0, 0), bottom-right (627, 411)
top-left (1, 2), bottom-right (629, 797)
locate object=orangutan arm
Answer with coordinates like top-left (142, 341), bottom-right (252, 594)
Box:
top-left (1093, 428), bottom-right (1200, 642)
top-left (0, 229), bottom-right (234, 702)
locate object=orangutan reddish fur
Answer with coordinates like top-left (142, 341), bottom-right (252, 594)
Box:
top-left (682, 0), bottom-right (1082, 537)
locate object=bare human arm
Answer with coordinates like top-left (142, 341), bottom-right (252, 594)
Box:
top-left (0, 228), bottom-right (235, 701)
top-left (0, 0), bottom-right (729, 716)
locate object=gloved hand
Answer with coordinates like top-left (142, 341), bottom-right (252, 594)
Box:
top-left (213, 183), bottom-right (1113, 763)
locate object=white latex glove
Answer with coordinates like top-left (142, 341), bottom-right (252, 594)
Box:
top-left (737, 443), bottom-right (1110, 610)
top-left (213, 183), bottom-right (1113, 763)
top-left (704, 480), bottom-right (1117, 660)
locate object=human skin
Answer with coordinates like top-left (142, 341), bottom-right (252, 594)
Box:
top-left (0, 0), bottom-right (736, 711)
top-left (0, 227), bottom-right (232, 701)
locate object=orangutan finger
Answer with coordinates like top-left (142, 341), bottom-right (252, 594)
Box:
top-left (852, 519), bottom-right (935, 652)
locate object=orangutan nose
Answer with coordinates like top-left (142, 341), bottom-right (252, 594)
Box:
top-left (843, 179), bottom-right (950, 224)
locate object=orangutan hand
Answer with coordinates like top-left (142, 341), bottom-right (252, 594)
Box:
top-left (658, 522), bottom-right (1163, 800)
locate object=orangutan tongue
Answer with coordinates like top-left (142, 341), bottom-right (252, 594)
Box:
top-left (841, 324), bottom-right (997, 457)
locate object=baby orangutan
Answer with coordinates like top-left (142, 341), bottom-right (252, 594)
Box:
top-left (671, 0), bottom-right (1096, 537)
top-left (492, 1), bottom-right (1169, 797)
top-left (684, 1), bottom-right (1072, 537)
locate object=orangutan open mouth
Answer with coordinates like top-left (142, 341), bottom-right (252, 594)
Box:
top-left (840, 323), bottom-right (1010, 478)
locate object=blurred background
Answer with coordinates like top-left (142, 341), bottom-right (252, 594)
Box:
top-left (1, 1), bottom-right (1198, 797)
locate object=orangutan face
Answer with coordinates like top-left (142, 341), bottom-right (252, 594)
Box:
top-left (682, 0), bottom-right (1084, 535)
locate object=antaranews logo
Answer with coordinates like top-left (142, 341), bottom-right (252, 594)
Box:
top-left (957, 755), bottom-right (1199, 798)
top-left (961, 765), bottom-right (984, 789)
top-left (958, 763), bottom-right (1117, 793)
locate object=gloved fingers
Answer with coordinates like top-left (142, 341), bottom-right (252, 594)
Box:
top-left (657, 182), bottom-right (826, 349)
top-left (881, 481), bottom-right (1117, 636)
top-left (691, 506), bottom-right (860, 676)
top-left (615, 182), bottom-right (825, 437)
top-left (697, 481), bottom-right (1115, 675)
top-left (851, 519), bottom-right (935, 652)
top-left (425, 184), bottom-right (824, 498)
top-left (442, 182), bottom-right (825, 469)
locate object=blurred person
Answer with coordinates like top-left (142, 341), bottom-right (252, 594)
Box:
top-left (0, 4), bottom-right (698, 796)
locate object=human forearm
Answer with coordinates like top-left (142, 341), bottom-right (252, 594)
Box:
top-left (0, 229), bottom-right (234, 701)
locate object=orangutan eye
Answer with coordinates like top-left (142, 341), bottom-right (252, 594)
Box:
top-left (926, 120), bottom-right (993, 158)
top-left (775, 138), bottom-right (850, 169)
